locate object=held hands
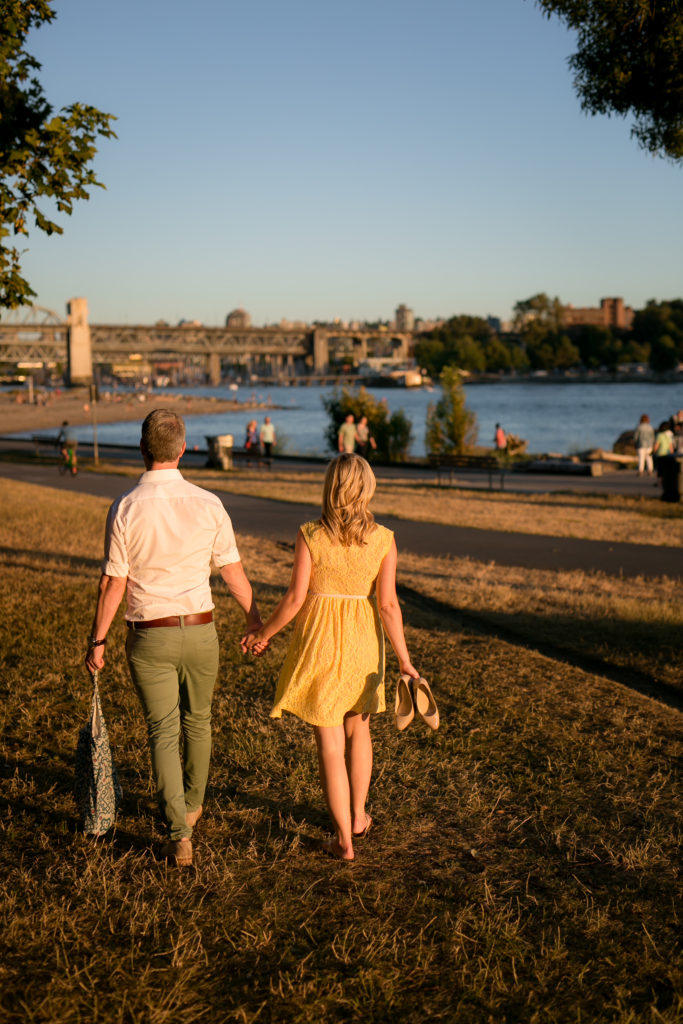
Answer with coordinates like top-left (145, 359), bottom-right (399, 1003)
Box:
top-left (240, 628), bottom-right (270, 656)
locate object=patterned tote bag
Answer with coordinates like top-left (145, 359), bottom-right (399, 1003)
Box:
top-left (74, 671), bottom-right (122, 835)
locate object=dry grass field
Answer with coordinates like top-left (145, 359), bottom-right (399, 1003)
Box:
top-left (84, 462), bottom-right (683, 548)
top-left (0, 478), bottom-right (681, 1023)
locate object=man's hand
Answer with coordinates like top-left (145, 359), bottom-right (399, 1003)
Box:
top-left (240, 628), bottom-right (269, 656)
top-left (85, 643), bottom-right (106, 674)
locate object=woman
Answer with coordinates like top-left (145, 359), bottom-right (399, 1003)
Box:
top-left (242, 454), bottom-right (420, 861)
top-left (633, 414), bottom-right (655, 476)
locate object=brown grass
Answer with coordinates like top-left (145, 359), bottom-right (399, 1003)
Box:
top-left (0, 478), bottom-right (681, 1023)
top-left (183, 468), bottom-right (683, 548)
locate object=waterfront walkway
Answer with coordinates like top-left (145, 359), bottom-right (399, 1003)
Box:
top-left (0, 456), bottom-right (680, 581)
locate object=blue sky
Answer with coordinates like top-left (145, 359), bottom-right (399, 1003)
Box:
top-left (19, 0), bottom-right (683, 326)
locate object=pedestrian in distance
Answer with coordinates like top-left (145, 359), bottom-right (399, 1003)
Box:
top-left (245, 419), bottom-right (260, 467)
top-left (653, 421), bottom-right (675, 480)
top-left (355, 416), bottom-right (377, 460)
top-left (241, 453), bottom-right (420, 862)
top-left (57, 420), bottom-right (78, 475)
top-left (633, 414), bottom-right (655, 476)
top-left (85, 409), bottom-right (263, 867)
top-left (260, 415), bottom-right (276, 460)
top-left (338, 413), bottom-right (356, 453)
top-left (494, 423), bottom-right (507, 452)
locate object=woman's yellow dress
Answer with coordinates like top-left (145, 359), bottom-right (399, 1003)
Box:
top-left (270, 520), bottom-right (394, 727)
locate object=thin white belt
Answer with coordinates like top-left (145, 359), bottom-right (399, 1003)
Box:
top-left (309, 592), bottom-right (373, 599)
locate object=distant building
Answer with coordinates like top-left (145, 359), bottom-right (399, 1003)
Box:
top-left (395, 304), bottom-right (414, 331)
top-left (225, 308), bottom-right (251, 328)
top-left (562, 297), bottom-right (634, 330)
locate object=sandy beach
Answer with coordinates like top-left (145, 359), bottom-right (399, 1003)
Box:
top-left (0, 387), bottom-right (268, 437)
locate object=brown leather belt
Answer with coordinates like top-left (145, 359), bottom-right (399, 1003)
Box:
top-left (127, 611), bottom-right (213, 630)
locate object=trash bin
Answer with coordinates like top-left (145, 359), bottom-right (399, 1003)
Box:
top-left (659, 455), bottom-right (683, 502)
top-left (205, 434), bottom-right (234, 470)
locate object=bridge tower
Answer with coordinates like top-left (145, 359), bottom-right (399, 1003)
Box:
top-left (67, 297), bottom-right (93, 386)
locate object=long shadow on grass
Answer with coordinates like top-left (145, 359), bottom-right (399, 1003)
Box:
top-left (399, 585), bottom-right (683, 712)
top-left (0, 546), bottom-right (101, 573)
top-left (0, 751), bottom-right (156, 853)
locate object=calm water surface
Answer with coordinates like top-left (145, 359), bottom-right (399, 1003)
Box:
top-left (21, 381), bottom-right (683, 457)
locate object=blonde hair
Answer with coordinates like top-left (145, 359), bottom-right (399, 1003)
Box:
top-left (321, 453), bottom-right (376, 546)
top-left (141, 409), bottom-right (185, 462)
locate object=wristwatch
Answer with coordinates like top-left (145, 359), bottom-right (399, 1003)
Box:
top-left (87, 636), bottom-right (107, 648)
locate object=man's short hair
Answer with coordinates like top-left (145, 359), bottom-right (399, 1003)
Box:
top-left (141, 409), bottom-right (186, 463)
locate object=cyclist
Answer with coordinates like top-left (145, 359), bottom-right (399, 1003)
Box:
top-left (57, 420), bottom-right (78, 476)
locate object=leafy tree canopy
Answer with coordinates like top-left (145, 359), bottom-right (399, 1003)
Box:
top-left (632, 299), bottom-right (683, 371)
top-left (1, 0), bottom-right (116, 306)
top-left (535, 0), bottom-right (683, 161)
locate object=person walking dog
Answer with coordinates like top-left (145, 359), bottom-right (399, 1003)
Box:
top-left (85, 409), bottom-right (263, 866)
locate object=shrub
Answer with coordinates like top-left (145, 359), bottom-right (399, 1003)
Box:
top-left (425, 366), bottom-right (477, 454)
top-left (322, 386), bottom-right (414, 462)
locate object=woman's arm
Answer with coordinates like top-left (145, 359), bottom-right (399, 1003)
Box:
top-left (376, 539), bottom-right (418, 678)
top-left (241, 529), bottom-right (312, 653)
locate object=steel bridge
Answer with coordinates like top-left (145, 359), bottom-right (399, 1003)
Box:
top-left (0, 302), bottom-right (414, 384)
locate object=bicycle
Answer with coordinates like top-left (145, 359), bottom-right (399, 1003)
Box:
top-left (59, 444), bottom-right (78, 476)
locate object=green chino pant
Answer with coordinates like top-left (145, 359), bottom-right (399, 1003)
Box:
top-left (125, 620), bottom-right (219, 841)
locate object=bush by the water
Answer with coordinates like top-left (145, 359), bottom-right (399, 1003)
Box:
top-left (322, 386), bottom-right (413, 461)
top-left (425, 366), bottom-right (478, 455)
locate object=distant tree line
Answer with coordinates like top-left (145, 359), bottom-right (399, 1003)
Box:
top-left (413, 296), bottom-right (683, 377)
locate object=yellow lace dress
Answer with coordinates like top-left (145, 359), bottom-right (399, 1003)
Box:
top-left (270, 520), bottom-right (395, 727)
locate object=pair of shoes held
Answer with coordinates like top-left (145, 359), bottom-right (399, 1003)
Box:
top-left (395, 674), bottom-right (439, 731)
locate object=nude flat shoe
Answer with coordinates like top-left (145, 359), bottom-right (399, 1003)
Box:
top-left (395, 674), bottom-right (415, 731)
top-left (413, 676), bottom-right (440, 731)
top-left (161, 838), bottom-right (193, 867)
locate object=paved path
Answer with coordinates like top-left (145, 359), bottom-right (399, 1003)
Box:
top-left (1, 460), bottom-right (680, 581)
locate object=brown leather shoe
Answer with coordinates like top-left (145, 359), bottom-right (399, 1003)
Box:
top-left (161, 838), bottom-right (193, 866)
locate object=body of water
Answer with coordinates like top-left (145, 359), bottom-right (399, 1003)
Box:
top-left (13, 380), bottom-right (683, 457)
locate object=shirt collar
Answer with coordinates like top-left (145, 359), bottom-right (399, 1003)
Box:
top-left (139, 468), bottom-right (184, 484)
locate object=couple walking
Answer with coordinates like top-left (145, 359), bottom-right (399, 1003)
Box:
top-left (86, 410), bottom-right (419, 865)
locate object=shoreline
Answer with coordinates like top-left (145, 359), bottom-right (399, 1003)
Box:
top-left (0, 388), bottom-right (279, 437)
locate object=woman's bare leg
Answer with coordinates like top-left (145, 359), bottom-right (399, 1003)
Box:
top-left (344, 712), bottom-right (372, 835)
top-left (314, 725), bottom-right (354, 860)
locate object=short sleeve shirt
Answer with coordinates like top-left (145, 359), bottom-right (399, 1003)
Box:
top-left (102, 468), bottom-right (240, 621)
top-left (338, 422), bottom-right (356, 451)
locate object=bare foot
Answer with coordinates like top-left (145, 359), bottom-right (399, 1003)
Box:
top-left (319, 837), bottom-right (354, 861)
top-left (352, 814), bottom-right (372, 839)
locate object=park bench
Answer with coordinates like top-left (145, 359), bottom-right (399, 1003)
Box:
top-left (428, 452), bottom-right (505, 490)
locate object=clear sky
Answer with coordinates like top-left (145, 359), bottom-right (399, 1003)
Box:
top-left (19, 0), bottom-right (683, 327)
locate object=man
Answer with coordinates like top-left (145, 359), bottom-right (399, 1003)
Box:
top-left (260, 415), bottom-right (276, 459)
top-left (494, 423), bottom-right (507, 452)
top-left (338, 413), bottom-right (356, 453)
top-left (85, 409), bottom-right (263, 866)
top-left (57, 420), bottom-right (78, 475)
